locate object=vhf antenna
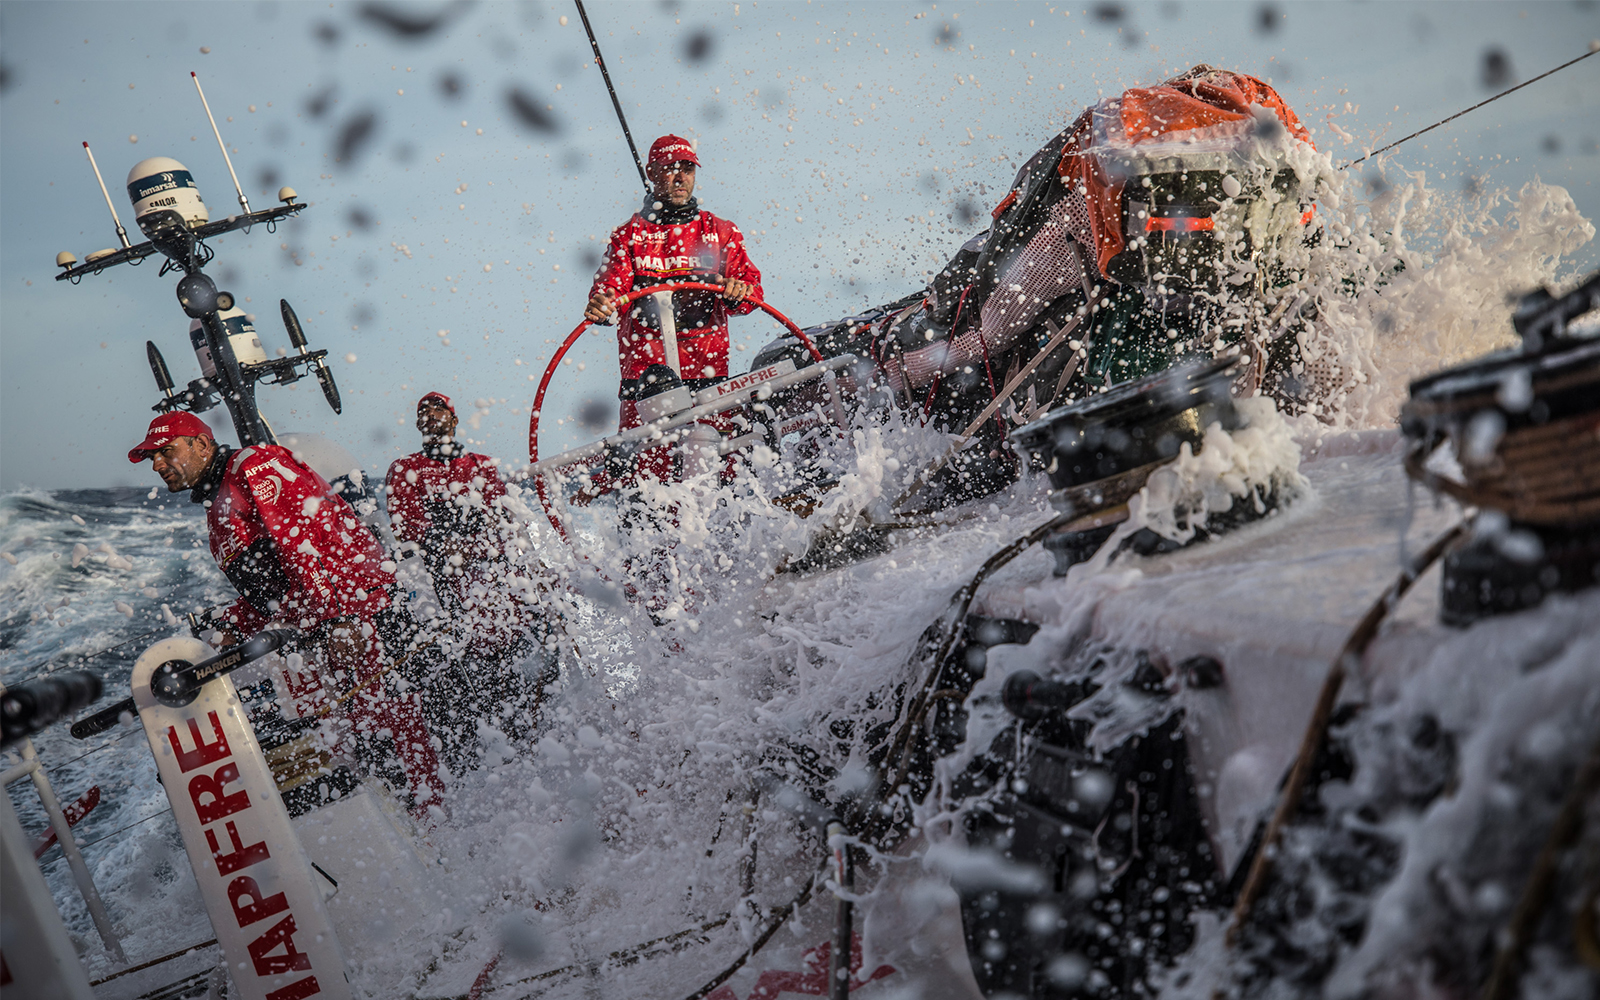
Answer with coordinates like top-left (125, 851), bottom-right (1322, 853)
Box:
top-left (82, 142), bottom-right (131, 249)
top-left (191, 71), bottom-right (250, 215)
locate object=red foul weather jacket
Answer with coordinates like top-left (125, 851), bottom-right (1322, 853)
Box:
top-left (384, 445), bottom-right (509, 550)
top-left (198, 444), bottom-right (396, 635)
top-left (386, 445), bottom-right (548, 658)
top-left (194, 444), bottom-right (446, 815)
top-left (589, 205), bottom-right (763, 426)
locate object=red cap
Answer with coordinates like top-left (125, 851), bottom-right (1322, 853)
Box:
top-left (418, 391), bottom-right (455, 414)
top-left (647, 134), bottom-right (699, 169)
top-left (128, 412), bottom-right (213, 462)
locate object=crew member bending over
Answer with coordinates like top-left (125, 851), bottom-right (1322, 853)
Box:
top-left (129, 412), bottom-right (445, 816)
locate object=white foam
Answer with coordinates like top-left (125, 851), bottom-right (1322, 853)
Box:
top-left (1128, 395), bottom-right (1306, 544)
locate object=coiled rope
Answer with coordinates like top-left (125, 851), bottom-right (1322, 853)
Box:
top-left (1404, 402), bottom-right (1600, 527)
top-left (1402, 270), bottom-right (1600, 527)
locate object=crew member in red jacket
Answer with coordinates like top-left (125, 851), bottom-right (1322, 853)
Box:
top-left (583, 135), bottom-right (763, 619)
top-left (129, 411), bottom-right (445, 815)
top-left (386, 392), bottom-right (509, 566)
top-left (584, 134), bottom-right (764, 431)
top-left (386, 392), bottom-right (549, 759)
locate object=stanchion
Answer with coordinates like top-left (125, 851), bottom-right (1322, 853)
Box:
top-left (827, 820), bottom-right (854, 1000)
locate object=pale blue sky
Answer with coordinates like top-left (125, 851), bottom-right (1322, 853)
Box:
top-left (3, 1), bottom-right (1596, 489)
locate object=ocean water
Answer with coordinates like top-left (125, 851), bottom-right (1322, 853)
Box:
top-left (1, 458), bottom-right (1041, 998)
top-left (0, 487), bottom-right (235, 973)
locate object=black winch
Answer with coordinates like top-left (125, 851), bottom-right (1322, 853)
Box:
top-left (1010, 355), bottom-right (1252, 575)
top-left (1401, 270), bottom-right (1600, 626)
top-left (956, 655), bottom-right (1218, 998)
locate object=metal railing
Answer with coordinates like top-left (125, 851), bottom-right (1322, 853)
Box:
top-left (2, 735), bottom-right (127, 963)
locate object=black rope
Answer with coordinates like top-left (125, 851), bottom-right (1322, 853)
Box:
top-left (426, 911), bottom-right (736, 999)
top-left (681, 855), bottom-right (831, 1000)
top-left (39, 807), bottom-right (174, 867)
top-left (42, 624), bottom-right (170, 668)
top-left (88, 939), bottom-right (219, 986)
top-left (45, 725), bottom-right (144, 771)
top-left (1344, 46), bottom-right (1599, 169)
top-left (870, 510), bottom-right (1071, 831)
top-left (574, 0), bottom-right (651, 194)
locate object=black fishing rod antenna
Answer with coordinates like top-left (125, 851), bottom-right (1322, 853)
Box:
top-left (574, 0), bottom-right (651, 194)
top-left (1344, 45), bottom-right (1599, 169)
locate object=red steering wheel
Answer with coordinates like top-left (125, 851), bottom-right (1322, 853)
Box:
top-left (527, 282), bottom-right (826, 541)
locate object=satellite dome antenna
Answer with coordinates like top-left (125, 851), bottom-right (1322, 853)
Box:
top-left (54, 71), bottom-right (341, 450)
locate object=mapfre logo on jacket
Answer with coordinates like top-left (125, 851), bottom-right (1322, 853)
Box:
top-left (599, 212), bottom-right (751, 286)
top-left (634, 252), bottom-right (713, 274)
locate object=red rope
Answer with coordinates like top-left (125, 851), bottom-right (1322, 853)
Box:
top-left (950, 284), bottom-right (974, 334)
top-left (920, 374), bottom-right (942, 427)
top-left (468, 951), bottom-right (501, 1000)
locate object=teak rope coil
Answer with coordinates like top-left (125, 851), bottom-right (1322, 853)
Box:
top-left (1403, 367), bottom-right (1600, 527)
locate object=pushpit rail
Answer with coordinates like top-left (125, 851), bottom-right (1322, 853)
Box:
top-left (2, 671), bottom-right (127, 975)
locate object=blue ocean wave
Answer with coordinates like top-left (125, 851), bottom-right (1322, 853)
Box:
top-left (2, 487), bottom-right (232, 967)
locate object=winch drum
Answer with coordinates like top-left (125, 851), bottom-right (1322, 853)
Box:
top-left (1401, 274), bottom-right (1600, 625)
